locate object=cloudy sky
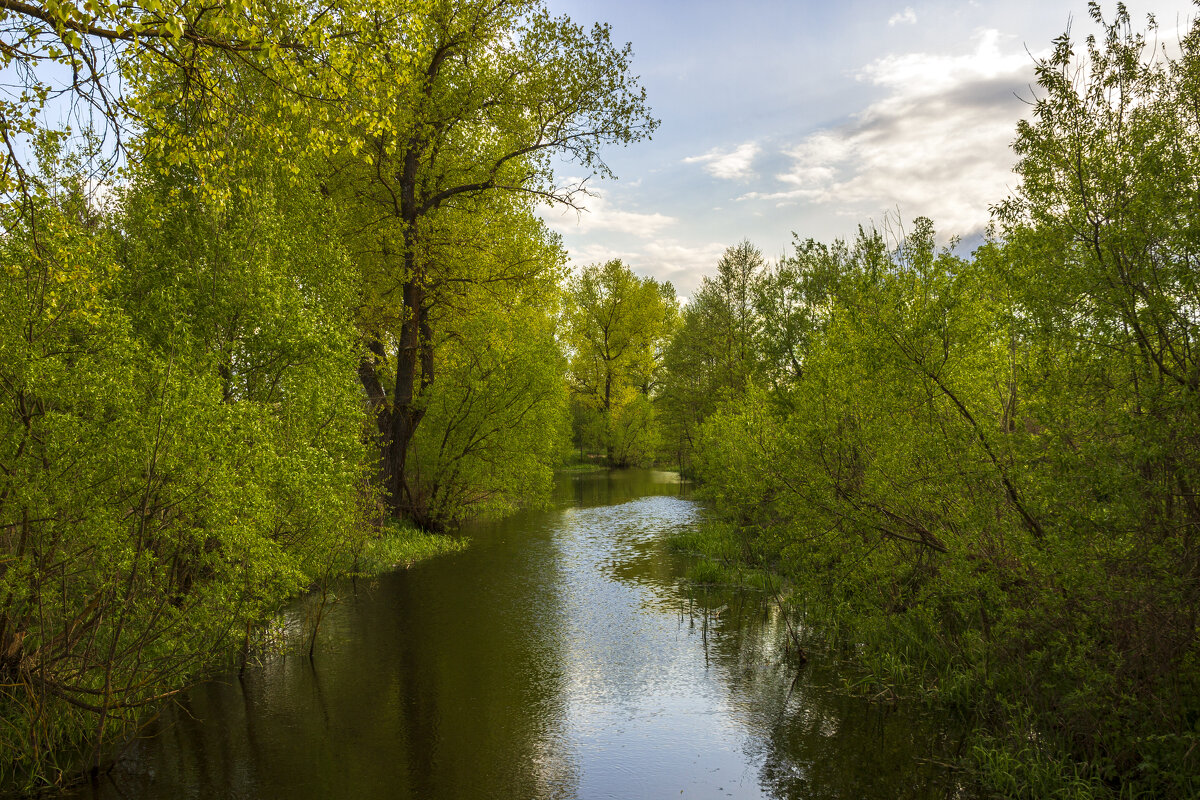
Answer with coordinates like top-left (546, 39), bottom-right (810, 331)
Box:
top-left (539, 0), bottom-right (1198, 297)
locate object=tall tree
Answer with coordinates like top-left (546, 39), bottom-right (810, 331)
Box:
top-left (671, 8), bottom-right (1200, 795)
top-left (0, 118), bottom-right (372, 789)
top-left (564, 259), bottom-right (676, 466)
top-left (323, 0), bottom-right (657, 520)
top-left (399, 198), bottom-right (570, 529)
top-left (658, 240), bottom-right (765, 470)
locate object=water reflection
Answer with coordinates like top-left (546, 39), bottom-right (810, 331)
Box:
top-left (77, 469), bottom-right (963, 800)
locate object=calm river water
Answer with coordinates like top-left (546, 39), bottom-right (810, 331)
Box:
top-left (77, 469), bottom-right (966, 799)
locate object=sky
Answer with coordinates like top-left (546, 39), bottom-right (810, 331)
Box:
top-left (538, 0), bottom-right (1199, 298)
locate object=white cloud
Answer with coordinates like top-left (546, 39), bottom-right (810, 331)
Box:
top-left (640, 240), bottom-right (728, 288)
top-left (541, 187), bottom-right (675, 238)
top-left (549, 237), bottom-right (724, 297)
top-left (741, 29), bottom-right (1038, 236)
top-left (561, 241), bottom-right (644, 270)
top-left (888, 7), bottom-right (917, 26)
top-left (683, 142), bottom-right (760, 181)
top-left (538, 187), bottom-right (725, 294)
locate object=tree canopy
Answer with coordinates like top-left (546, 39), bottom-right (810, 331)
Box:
top-left (563, 259), bottom-right (677, 467)
top-left (0, 0), bottom-right (654, 786)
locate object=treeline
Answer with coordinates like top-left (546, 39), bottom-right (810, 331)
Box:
top-left (666, 9), bottom-right (1200, 798)
top-left (0, 0), bottom-right (650, 789)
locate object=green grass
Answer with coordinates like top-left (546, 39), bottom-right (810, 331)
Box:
top-left (671, 521), bottom-right (777, 591)
top-left (555, 462), bottom-right (607, 473)
top-left (685, 558), bottom-right (725, 585)
top-left (667, 520), bottom-right (740, 560)
top-left (358, 523), bottom-right (468, 574)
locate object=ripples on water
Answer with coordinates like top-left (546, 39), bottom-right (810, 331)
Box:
top-left (75, 469), bottom-right (965, 800)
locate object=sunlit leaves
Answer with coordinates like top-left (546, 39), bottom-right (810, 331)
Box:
top-left (564, 259), bottom-right (676, 466)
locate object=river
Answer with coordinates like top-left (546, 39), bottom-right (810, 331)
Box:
top-left (74, 469), bottom-right (966, 799)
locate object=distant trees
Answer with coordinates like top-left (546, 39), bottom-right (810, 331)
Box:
top-left (659, 240), bottom-right (765, 472)
top-left (564, 259), bottom-right (677, 466)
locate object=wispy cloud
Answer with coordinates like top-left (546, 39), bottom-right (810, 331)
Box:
top-left (547, 237), bottom-right (725, 297)
top-left (560, 241), bottom-right (644, 270)
top-left (538, 187), bottom-right (726, 294)
top-left (683, 142), bottom-right (760, 181)
top-left (741, 29), bottom-right (1037, 236)
top-left (640, 240), bottom-right (728, 291)
top-left (541, 187), bottom-right (676, 239)
top-left (888, 7), bottom-right (917, 26)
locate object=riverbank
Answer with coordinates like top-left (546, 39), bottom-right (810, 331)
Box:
top-left (71, 469), bottom-right (966, 800)
top-left (357, 522), bottom-right (468, 574)
top-left (669, 515), bottom-right (1197, 799)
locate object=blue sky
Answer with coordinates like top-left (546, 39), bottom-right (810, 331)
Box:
top-left (539, 0), bottom-right (1198, 297)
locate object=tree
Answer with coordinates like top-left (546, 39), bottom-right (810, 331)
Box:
top-left (673, 7), bottom-right (1200, 795)
top-left (409, 294), bottom-right (568, 528)
top-left (709, 239), bottom-right (765, 389)
top-left (0, 127), bottom-right (372, 788)
top-left (564, 259), bottom-right (676, 466)
top-left (0, 0), bottom-right (656, 786)
top-left (0, 0), bottom-right (347, 204)
top-left (400, 201), bottom-right (570, 529)
top-left (752, 236), bottom-right (842, 393)
top-left (0, 0), bottom-right (654, 526)
top-left (321, 0), bottom-right (657, 519)
top-left (658, 240), bottom-right (765, 471)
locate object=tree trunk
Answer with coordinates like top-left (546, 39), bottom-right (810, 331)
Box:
top-left (356, 230), bottom-right (435, 524)
top-left (386, 274), bottom-right (427, 519)
top-left (603, 370), bottom-right (614, 465)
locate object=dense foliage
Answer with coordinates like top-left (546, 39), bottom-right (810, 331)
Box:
top-left (0, 0), bottom-right (649, 788)
top-left (5, 0), bottom-right (1196, 794)
top-left (0, 129), bottom-right (372, 791)
top-left (669, 8), bottom-right (1200, 797)
top-left (564, 259), bottom-right (677, 467)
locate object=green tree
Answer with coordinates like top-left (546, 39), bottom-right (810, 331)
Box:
top-left (0, 131), bottom-right (372, 788)
top-left (752, 236), bottom-right (842, 393)
top-left (564, 259), bottom-right (677, 466)
top-left (318, 0), bottom-right (657, 519)
top-left (658, 240), bottom-right (765, 471)
top-left (0, 0), bottom-right (657, 787)
top-left (675, 7), bottom-right (1200, 795)
top-left (400, 202), bottom-right (570, 529)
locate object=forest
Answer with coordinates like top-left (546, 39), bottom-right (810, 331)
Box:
top-left (0, 0), bottom-right (1197, 797)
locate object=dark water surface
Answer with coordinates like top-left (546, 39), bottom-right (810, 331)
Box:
top-left (79, 470), bottom-right (965, 799)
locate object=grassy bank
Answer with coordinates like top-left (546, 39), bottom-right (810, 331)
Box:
top-left (666, 521), bottom-right (774, 592)
top-left (555, 462), bottom-right (607, 474)
top-left (357, 522), bottom-right (468, 574)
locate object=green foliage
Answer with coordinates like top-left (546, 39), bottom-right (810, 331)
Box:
top-left (668, 521), bottom-right (774, 591)
top-left (0, 135), bottom-right (374, 788)
top-left (318, 0), bottom-right (657, 519)
top-left (665, 8), bottom-right (1200, 796)
top-left (667, 520), bottom-right (742, 562)
top-left (409, 280), bottom-right (569, 528)
top-left (564, 259), bottom-right (677, 466)
top-left (0, 0), bottom-right (651, 789)
top-left (358, 523), bottom-right (467, 575)
top-left (685, 559), bottom-right (725, 586)
top-left (658, 241), bottom-right (766, 472)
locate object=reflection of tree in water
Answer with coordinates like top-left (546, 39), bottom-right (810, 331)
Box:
top-left (84, 471), bottom-right (964, 800)
top-left (559, 469), bottom-right (690, 510)
top-left (87, 507), bottom-right (580, 800)
top-left (682, 585), bottom-right (966, 800)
